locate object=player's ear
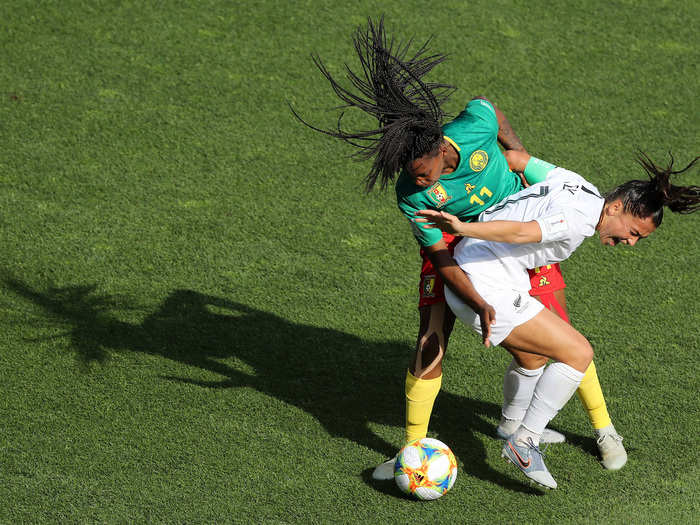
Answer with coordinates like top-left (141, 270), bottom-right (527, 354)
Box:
top-left (607, 199), bottom-right (623, 216)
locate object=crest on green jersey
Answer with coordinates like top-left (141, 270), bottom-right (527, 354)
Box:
top-left (469, 150), bottom-right (489, 172)
top-left (426, 183), bottom-right (452, 208)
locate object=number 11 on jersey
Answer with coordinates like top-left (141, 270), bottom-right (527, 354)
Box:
top-left (470, 186), bottom-right (493, 206)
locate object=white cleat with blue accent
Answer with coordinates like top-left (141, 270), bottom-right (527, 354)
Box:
top-left (502, 436), bottom-right (557, 489)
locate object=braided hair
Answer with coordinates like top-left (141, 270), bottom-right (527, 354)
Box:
top-left (291, 16), bottom-right (455, 192)
top-left (605, 151), bottom-right (700, 226)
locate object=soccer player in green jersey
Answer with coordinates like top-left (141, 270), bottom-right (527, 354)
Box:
top-left (395, 97), bottom-right (522, 246)
top-left (292, 17), bottom-right (626, 478)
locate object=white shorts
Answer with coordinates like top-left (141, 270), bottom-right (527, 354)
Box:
top-left (444, 279), bottom-right (544, 347)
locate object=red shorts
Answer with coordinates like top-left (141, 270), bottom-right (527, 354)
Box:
top-left (526, 263), bottom-right (566, 297)
top-left (418, 233), bottom-right (566, 307)
top-left (418, 233), bottom-right (461, 307)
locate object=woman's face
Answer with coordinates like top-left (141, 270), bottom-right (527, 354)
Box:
top-left (406, 147), bottom-right (447, 188)
top-left (598, 200), bottom-right (657, 246)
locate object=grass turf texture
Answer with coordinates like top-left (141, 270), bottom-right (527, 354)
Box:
top-left (0, 0), bottom-right (698, 522)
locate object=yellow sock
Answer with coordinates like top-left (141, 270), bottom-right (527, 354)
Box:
top-left (405, 370), bottom-right (442, 443)
top-left (576, 361), bottom-right (612, 430)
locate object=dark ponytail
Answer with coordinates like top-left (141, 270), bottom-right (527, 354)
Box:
top-left (605, 152), bottom-right (700, 226)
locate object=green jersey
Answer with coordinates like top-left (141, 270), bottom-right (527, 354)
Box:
top-left (395, 98), bottom-right (523, 247)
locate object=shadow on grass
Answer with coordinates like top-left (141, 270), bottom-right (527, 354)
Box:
top-left (6, 276), bottom-right (551, 495)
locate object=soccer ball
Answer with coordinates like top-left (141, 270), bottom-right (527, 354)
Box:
top-left (394, 438), bottom-right (458, 500)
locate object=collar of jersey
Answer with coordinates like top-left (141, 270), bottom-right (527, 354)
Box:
top-left (441, 135), bottom-right (464, 179)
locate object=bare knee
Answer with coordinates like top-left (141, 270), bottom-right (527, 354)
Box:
top-left (410, 303), bottom-right (453, 379)
top-left (411, 331), bottom-right (445, 379)
top-left (568, 340), bottom-right (594, 372)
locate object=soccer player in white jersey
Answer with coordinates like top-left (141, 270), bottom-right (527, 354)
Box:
top-left (416, 151), bottom-right (699, 488)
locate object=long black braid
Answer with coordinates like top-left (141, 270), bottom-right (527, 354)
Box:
top-left (606, 151), bottom-right (700, 226)
top-left (290, 16), bottom-right (455, 191)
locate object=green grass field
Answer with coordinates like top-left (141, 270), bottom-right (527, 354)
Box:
top-left (1, 1), bottom-right (698, 523)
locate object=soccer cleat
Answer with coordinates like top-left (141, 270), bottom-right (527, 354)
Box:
top-left (371, 456), bottom-right (397, 480)
top-left (596, 431), bottom-right (627, 470)
top-left (496, 422), bottom-right (565, 444)
top-left (501, 437), bottom-right (557, 489)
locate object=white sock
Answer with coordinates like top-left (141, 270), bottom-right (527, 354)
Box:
top-left (500, 360), bottom-right (544, 431)
top-left (515, 362), bottom-right (585, 447)
top-left (502, 360), bottom-right (545, 420)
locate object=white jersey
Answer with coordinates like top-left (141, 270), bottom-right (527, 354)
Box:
top-left (453, 168), bottom-right (604, 292)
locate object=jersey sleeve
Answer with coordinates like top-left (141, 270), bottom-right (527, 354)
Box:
top-left (535, 202), bottom-right (599, 243)
top-left (524, 157), bottom-right (557, 185)
top-left (461, 98), bottom-right (498, 135)
top-left (536, 168), bottom-right (602, 243)
top-left (397, 199), bottom-right (443, 248)
top-left (535, 208), bottom-right (576, 243)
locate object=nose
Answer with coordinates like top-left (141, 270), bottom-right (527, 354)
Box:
top-left (627, 237), bottom-right (638, 247)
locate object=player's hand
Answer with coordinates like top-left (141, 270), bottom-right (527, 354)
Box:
top-left (476, 303), bottom-right (496, 348)
top-left (515, 171), bottom-right (529, 188)
top-left (415, 210), bottom-right (463, 235)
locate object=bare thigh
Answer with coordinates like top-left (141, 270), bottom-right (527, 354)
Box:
top-left (511, 288), bottom-right (570, 369)
top-left (501, 306), bottom-right (593, 372)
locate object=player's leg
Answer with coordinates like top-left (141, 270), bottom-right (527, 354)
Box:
top-left (372, 236), bottom-right (457, 481)
top-left (499, 308), bottom-right (593, 488)
top-left (406, 301), bottom-right (455, 442)
top-left (502, 308), bottom-right (594, 427)
top-left (446, 281), bottom-right (592, 488)
top-left (404, 234), bottom-right (460, 444)
top-left (533, 276), bottom-right (614, 430)
top-left (529, 264), bottom-right (627, 469)
top-left (495, 350), bottom-right (565, 444)
top-left (498, 354), bottom-right (546, 437)
top-left (372, 300), bottom-right (454, 480)
top-left (496, 265), bottom-right (570, 443)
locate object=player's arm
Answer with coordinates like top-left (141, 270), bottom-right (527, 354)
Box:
top-left (424, 239), bottom-right (496, 347)
top-left (471, 96), bottom-right (526, 152)
top-left (504, 151), bottom-right (560, 188)
top-left (416, 211), bottom-right (542, 244)
top-left (504, 150), bottom-right (530, 173)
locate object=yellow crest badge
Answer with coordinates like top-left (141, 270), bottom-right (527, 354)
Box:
top-left (426, 183), bottom-right (452, 208)
top-left (469, 150), bottom-right (489, 172)
top-left (422, 275), bottom-right (436, 298)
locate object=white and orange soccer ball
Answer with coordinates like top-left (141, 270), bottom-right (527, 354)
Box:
top-left (394, 438), bottom-right (458, 500)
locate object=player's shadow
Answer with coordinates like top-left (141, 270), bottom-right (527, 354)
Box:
top-left (6, 276), bottom-right (548, 495)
